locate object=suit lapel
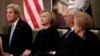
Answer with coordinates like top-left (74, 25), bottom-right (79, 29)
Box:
top-left (8, 19), bottom-right (21, 46)
top-left (14, 19), bottom-right (22, 32)
top-left (61, 29), bottom-right (71, 39)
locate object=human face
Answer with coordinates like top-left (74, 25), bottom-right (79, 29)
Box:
top-left (73, 23), bottom-right (85, 38)
top-left (73, 23), bottom-right (82, 33)
top-left (64, 11), bottom-right (74, 28)
top-left (40, 12), bottom-right (50, 26)
top-left (6, 8), bottom-right (18, 23)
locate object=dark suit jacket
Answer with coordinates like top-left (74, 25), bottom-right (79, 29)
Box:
top-left (55, 31), bottom-right (81, 56)
top-left (32, 26), bottom-right (59, 56)
top-left (55, 30), bottom-right (100, 56)
top-left (79, 30), bottom-right (100, 56)
top-left (5, 19), bottom-right (32, 56)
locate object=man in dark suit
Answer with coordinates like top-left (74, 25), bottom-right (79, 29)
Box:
top-left (3, 4), bottom-right (32, 56)
top-left (48, 8), bottom-right (82, 56)
top-left (49, 8), bottom-right (99, 56)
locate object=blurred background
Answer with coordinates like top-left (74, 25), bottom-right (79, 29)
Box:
top-left (0, 0), bottom-right (100, 34)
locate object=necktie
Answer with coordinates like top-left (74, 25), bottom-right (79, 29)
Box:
top-left (65, 29), bottom-right (71, 38)
top-left (9, 24), bottom-right (15, 46)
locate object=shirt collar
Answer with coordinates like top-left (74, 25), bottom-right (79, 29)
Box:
top-left (11, 18), bottom-right (19, 29)
top-left (71, 27), bottom-right (74, 32)
top-left (12, 18), bottom-right (19, 26)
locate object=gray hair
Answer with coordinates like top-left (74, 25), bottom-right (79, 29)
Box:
top-left (7, 4), bottom-right (21, 16)
top-left (67, 7), bottom-right (81, 16)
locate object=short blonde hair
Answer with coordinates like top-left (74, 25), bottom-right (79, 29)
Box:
top-left (74, 12), bottom-right (94, 29)
top-left (40, 9), bottom-right (55, 25)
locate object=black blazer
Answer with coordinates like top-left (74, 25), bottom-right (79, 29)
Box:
top-left (55, 31), bottom-right (81, 56)
top-left (32, 26), bottom-right (59, 56)
top-left (5, 19), bottom-right (32, 56)
top-left (79, 30), bottom-right (100, 56)
top-left (55, 30), bottom-right (100, 56)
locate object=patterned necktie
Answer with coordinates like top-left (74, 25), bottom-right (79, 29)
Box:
top-left (9, 24), bottom-right (15, 46)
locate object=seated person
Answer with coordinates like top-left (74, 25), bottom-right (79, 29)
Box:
top-left (3, 4), bottom-right (32, 56)
top-left (22, 9), bottom-right (59, 56)
top-left (49, 11), bottom-right (99, 56)
top-left (73, 11), bottom-right (100, 56)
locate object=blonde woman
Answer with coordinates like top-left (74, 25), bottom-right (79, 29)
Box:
top-left (23, 9), bottom-right (59, 56)
top-left (49, 10), bottom-right (99, 56)
top-left (73, 12), bottom-right (99, 56)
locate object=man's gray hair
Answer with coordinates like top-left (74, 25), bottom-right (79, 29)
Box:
top-left (7, 4), bottom-right (21, 16)
top-left (68, 7), bottom-right (81, 16)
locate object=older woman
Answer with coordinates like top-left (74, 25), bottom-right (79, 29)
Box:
top-left (23, 9), bottom-right (59, 56)
top-left (49, 11), bottom-right (99, 56)
top-left (73, 12), bottom-right (99, 56)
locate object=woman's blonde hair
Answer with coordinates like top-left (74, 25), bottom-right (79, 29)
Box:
top-left (40, 9), bottom-right (56, 25)
top-left (74, 12), bottom-right (94, 29)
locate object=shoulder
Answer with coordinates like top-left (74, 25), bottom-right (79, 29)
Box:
top-left (17, 19), bottom-right (31, 28)
top-left (18, 19), bottom-right (29, 26)
top-left (16, 19), bottom-right (32, 32)
top-left (50, 26), bottom-right (58, 31)
top-left (46, 26), bottom-right (58, 33)
top-left (67, 31), bottom-right (82, 40)
top-left (85, 30), bottom-right (99, 40)
top-left (85, 30), bottom-right (97, 37)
